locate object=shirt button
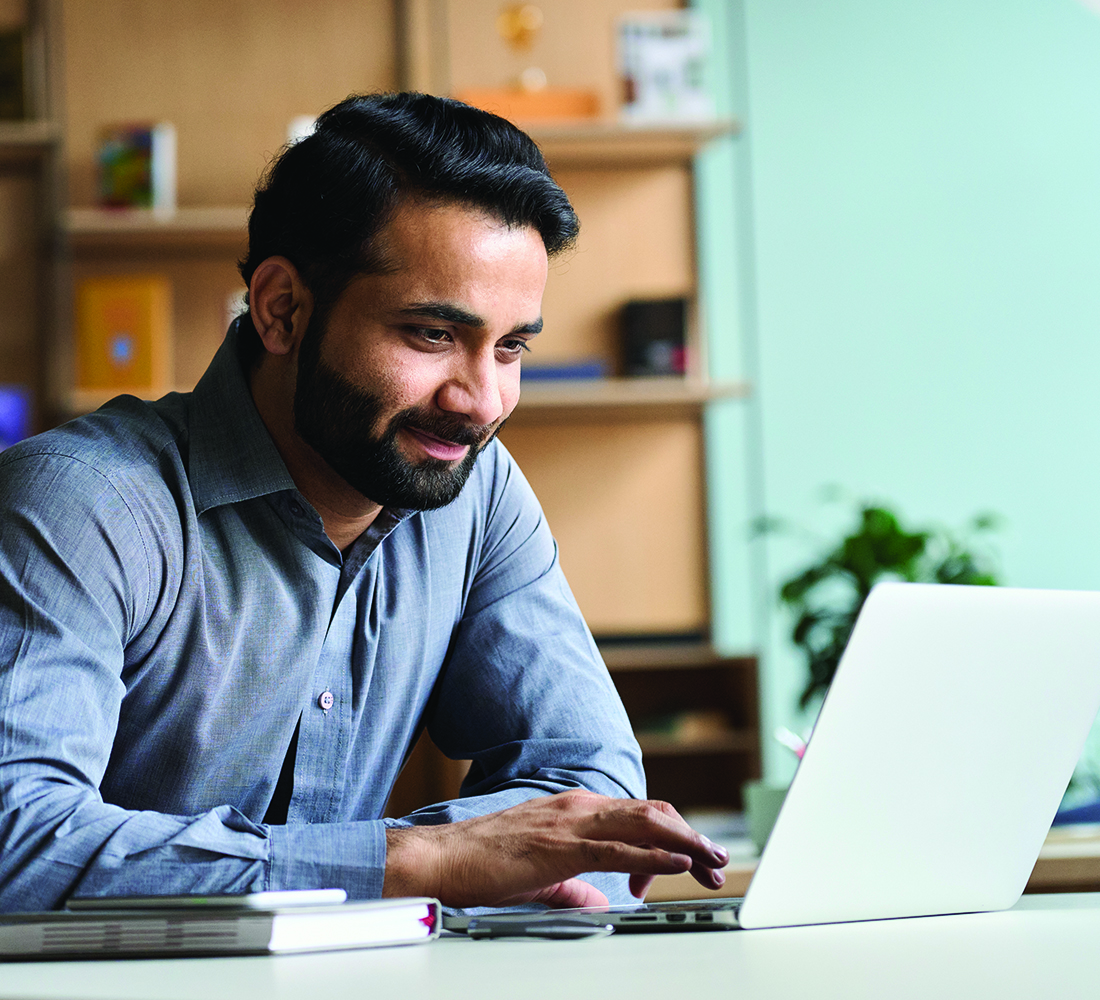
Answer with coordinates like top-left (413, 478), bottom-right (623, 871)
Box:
top-left (289, 501), bottom-right (304, 517)
top-left (318, 690), bottom-right (335, 711)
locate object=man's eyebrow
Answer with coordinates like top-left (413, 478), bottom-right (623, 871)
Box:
top-left (400, 303), bottom-right (543, 336)
top-left (400, 303), bottom-right (485, 327)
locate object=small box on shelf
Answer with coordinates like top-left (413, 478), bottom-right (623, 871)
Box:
top-left (96, 121), bottom-right (177, 212)
top-left (617, 10), bottom-right (715, 124)
top-left (74, 275), bottom-right (172, 395)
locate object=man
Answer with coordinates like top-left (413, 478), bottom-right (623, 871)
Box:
top-left (0, 93), bottom-right (728, 912)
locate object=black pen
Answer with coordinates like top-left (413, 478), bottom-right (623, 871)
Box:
top-left (467, 917), bottom-right (614, 940)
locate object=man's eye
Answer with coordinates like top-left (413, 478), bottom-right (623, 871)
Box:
top-left (412, 327), bottom-right (451, 345)
top-left (498, 339), bottom-right (531, 357)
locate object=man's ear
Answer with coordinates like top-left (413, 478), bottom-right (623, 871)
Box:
top-left (249, 256), bottom-right (314, 356)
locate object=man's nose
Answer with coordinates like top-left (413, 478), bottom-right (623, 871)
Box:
top-left (436, 351), bottom-right (505, 427)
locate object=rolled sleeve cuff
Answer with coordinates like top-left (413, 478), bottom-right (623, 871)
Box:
top-left (267, 820), bottom-right (388, 899)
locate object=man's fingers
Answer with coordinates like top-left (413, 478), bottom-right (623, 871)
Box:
top-left (690, 862), bottom-right (726, 890)
top-left (578, 840), bottom-right (695, 878)
top-left (579, 798), bottom-right (729, 871)
top-left (629, 872), bottom-right (657, 899)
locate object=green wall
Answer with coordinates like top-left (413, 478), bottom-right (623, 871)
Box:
top-left (709, 0), bottom-right (1100, 780)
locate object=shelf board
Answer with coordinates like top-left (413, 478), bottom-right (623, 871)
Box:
top-left (0, 119), bottom-right (61, 164)
top-left (509, 377), bottom-right (749, 423)
top-left (635, 730), bottom-right (758, 756)
top-left (600, 641), bottom-right (756, 672)
top-left (64, 206), bottom-right (249, 250)
top-left (62, 378), bottom-right (750, 423)
top-left (527, 118), bottom-right (741, 168)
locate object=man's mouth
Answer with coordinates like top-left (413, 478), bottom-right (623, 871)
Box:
top-left (402, 426), bottom-right (473, 462)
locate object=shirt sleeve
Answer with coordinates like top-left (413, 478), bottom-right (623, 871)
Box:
top-left (386, 444), bottom-right (648, 905)
top-left (0, 450), bottom-right (390, 910)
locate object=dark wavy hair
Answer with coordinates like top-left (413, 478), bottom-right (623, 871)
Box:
top-left (237, 91), bottom-right (578, 358)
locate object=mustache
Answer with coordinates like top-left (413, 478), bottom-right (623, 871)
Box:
top-left (390, 407), bottom-right (499, 448)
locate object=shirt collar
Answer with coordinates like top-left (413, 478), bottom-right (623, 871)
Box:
top-left (187, 319), bottom-right (298, 516)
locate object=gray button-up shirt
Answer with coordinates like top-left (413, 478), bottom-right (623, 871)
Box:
top-left (0, 327), bottom-right (644, 911)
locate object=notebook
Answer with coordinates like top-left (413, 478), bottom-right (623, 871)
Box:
top-left (0, 891), bottom-right (441, 959)
top-left (449, 582), bottom-right (1100, 933)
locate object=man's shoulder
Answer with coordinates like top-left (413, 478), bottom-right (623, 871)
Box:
top-left (0, 393), bottom-right (189, 499)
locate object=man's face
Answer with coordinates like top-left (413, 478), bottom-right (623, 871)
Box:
top-left (293, 200), bottom-right (548, 510)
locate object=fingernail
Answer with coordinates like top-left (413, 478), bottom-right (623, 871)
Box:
top-left (702, 836), bottom-right (728, 864)
top-left (714, 869), bottom-right (726, 886)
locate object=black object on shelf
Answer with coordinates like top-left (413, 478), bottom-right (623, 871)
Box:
top-left (621, 297), bottom-right (687, 376)
top-left (0, 29), bottom-right (23, 120)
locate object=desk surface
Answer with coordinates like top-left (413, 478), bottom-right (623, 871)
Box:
top-left (2, 895), bottom-right (1099, 1000)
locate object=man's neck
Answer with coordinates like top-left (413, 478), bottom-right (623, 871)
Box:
top-left (248, 358), bottom-right (382, 551)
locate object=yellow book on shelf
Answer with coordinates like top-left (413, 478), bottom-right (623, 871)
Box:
top-left (75, 275), bottom-right (171, 392)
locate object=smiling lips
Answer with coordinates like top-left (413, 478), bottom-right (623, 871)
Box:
top-left (404, 426), bottom-right (472, 462)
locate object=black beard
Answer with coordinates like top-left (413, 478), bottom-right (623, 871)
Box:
top-left (293, 320), bottom-right (500, 511)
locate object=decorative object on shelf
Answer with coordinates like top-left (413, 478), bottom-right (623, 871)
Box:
top-left (95, 122), bottom-right (177, 211)
top-left (617, 9), bottom-right (714, 123)
top-left (520, 358), bottom-right (609, 382)
top-left (763, 500), bottom-right (1001, 709)
top-left (496, 3), bottom-right (543, 50)
top-left (454, 3), bottom-right (599, 122)
top-left (75, 275), bottom-right (172, 393)
top-left (621, 297), bottom-right (687, 376)
top-left (0, 384), bottom-right (30, 450)
top-left (0, 28), bottom-right (24, 120)
top-left (456, 86), bottom-right (600, 122)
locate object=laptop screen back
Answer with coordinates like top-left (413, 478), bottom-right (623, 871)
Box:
top-left (738, 582), bottom-right (1100, 929)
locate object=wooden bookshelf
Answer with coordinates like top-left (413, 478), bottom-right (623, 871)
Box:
top-left (50, 0), bottom-right (748, 663)
top-left (601, 644), bottom-right (761, 812)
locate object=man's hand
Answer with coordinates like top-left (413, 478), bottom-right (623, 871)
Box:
top-left (382, 789), bottom-right (729, 908)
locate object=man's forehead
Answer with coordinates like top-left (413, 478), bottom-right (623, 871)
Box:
top-left (372, 198), bottom-right (546, 264)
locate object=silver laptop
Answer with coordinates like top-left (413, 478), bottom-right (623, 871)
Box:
top-left (449, 582), bottom-right (1100, 933)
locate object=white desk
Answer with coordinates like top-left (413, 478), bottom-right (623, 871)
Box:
top-left (1, 895), bottom-right (1099, 1000)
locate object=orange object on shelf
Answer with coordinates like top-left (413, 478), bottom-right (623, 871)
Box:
top-left (75, 275), bottom-right (171, 392)
top-left (453, 87), bottom-right (599, 123)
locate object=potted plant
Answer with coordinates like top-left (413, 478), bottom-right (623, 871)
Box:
top-left (772, 503), bottom-right (1001, 709)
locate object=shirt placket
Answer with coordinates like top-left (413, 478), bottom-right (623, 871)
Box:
top-left (287, 573), bottom-right (358, 824)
